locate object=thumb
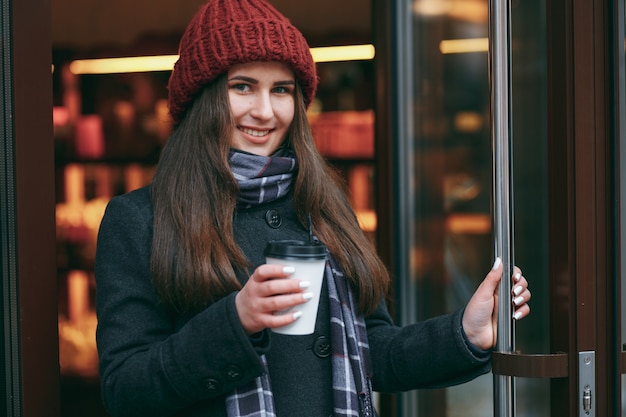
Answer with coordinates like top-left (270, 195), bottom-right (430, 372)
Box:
top-left (462, 257), bottom-right (503, 349)
top-left (475, 257), bottom-right (502, 300)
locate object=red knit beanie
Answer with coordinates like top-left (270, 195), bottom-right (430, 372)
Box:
top-left (167, 0), bottom-right (318, 123)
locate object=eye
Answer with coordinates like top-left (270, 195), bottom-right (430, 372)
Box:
top-left (272, 85), bottom-right (294, 95)
top-left (230, 83), bottom-right (251, 93)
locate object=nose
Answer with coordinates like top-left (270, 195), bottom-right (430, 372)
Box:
top-left (249, 91), bottom-right (273, 121)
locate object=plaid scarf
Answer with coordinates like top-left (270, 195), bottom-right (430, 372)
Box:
top-left (229, 148), bottom-right (298, 208)
top-left (326, 257), bottom-right (375, 417)
top-left (226, 149), bottom-right (375, 417)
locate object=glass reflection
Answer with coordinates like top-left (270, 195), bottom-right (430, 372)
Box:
top-left (405, 0), bottom-right (550, 415)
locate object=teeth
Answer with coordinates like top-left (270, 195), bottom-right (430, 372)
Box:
top-left (240, 127), bottom-right (270, 137)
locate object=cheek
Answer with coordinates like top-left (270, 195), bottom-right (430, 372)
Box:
top-left (228, 94), bottom-right (247, 118)
top-left (276, 101), bottom-right (295, 125)
top-left (283, 110), bottom-right (295, 126)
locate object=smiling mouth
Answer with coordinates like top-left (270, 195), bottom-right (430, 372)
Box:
top-left (239, 127), bottom-right (271, 137)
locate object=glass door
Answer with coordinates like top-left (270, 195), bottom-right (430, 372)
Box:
top-left (374, 0), bottom-right (622, 415)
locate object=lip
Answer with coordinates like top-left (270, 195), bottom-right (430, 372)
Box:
top-left (237, 126), bottom-right (275, 146)
top-left (239, 126), bottom-right (272, 138)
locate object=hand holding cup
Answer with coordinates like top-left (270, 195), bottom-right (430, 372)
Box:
top-left (235, 263), bottom-right (313, 335)
top-left (264, 240), bottom-right (327, 335)
top-left (235, 240), bottom-right (327, 335)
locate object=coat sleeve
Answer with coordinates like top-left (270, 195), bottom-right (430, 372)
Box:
top-left (95, 191), bottom-right (268, 417)
top-left (365, 300), bottom-right (492, 393)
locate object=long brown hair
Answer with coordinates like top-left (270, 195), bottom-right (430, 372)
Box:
top-left (151, 74), bottom-right (389, 315)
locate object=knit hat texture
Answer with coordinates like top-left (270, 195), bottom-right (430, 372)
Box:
top-left (168, 0), bottom-right (318, 123)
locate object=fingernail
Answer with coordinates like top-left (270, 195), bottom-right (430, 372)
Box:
top-left (492, 257), bottom-right (502, 270)
top-left (302, 292), bottom-right (314, 301)
top-left (292, 311), bottom-right (303, 320)
top-left (513, 311), bottom-right (522, 320)
top-left (514, 272), bottom-right (521, 282)
top-left (513, 285), bottom-right (523, 296)
top-left (283, 266), bottom-right (295, 274)
top-left (299, 281), bottom-right (311, 289)
top-left (513, 295), bottom-right (524, 306)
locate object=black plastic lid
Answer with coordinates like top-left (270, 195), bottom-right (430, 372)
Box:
top-left (264, 240), bottom-right (327, 260)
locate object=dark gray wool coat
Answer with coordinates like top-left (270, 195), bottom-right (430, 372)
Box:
top-left (95, 185), bottom-right (491, 417)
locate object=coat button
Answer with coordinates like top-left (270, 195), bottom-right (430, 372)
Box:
top-left (313, 336), bottom-right (331, 358)
top-left (203, 378), bottom-right (222, 392)
top-left (265, 209), bottom-right (282, 228)
top-left (225, 364), bottom-right (242, 381)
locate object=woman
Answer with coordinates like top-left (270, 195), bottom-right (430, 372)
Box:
top-left (95, 0), bottom-right (531, 416)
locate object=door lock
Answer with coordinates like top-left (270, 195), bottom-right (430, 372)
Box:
top-left (578, 351), bottom-right (595, 417)
top-left (582, 386), bottom-right (592, 413)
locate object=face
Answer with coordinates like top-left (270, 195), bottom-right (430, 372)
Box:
top-left (227, 61), bottom-right (296, 156)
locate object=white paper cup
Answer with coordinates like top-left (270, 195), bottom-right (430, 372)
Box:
top-left (264, 240), bottom-right (327, 335)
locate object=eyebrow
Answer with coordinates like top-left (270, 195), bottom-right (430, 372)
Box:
top-left (228, 75), bottom-right (295, 87)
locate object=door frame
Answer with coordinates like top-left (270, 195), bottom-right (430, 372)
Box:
top-left (547, 0), bottom-right (620, 415)
top-left (1, 0), bottom-right (59, 416)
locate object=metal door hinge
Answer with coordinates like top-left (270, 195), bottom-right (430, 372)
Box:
top-left (578, 351), bottom-right (595, 417)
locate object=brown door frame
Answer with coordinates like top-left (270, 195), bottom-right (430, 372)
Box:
top-left (618, 0), bottom-right (626, 391)
top-left (372, 0), bottom-right (399, 414)
top-left (1, 0), bottom-right (59, 416)
top-left (547, 0), bottom-right (619, 415)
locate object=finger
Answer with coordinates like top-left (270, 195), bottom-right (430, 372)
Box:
top-left (266, 309), bottom-right (304, 329)
top-left (249, 264), bottom-right (306, 298)
top-left (512, 288), bottom-right (531, 305)
top-left (511, 278), bottom-right (528, 297)
top-left (263, 292), bottom-right (314, 313)
top-left (257, 276), bottom-right (311, 299)
top-left (513, 303), bottom-right (530, 320)
top-left (512, 266), bottom-right (523, 282)
top-left (259, 293), bottom-right (315, 329)
top-left (512, 273), bottom-right (528, 286)
top-left (252, 264), bottom-right (296, 283)
top-left (513, 273), bottom-right (526, 290)
top-left (236, 288), bottom-right (313, 334)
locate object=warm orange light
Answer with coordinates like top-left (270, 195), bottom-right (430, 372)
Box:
top-left (439, 37), bottom-right (489, 54)
top-left (310, 44), bottom-right (375, 63)
top-left (69, 55), bottom-right (179, 74)
top-left (68, 44), bottom-right (376, 75)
